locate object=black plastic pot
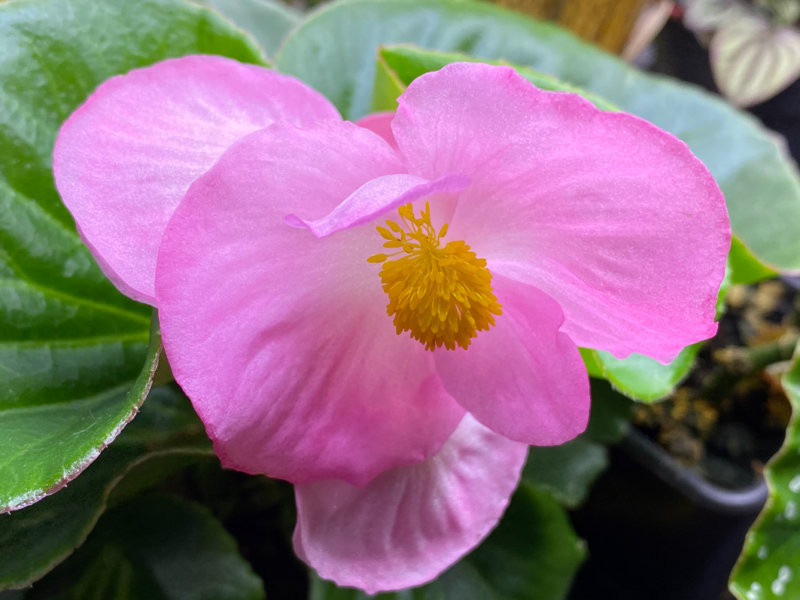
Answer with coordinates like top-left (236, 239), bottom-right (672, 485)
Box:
top-left (567, 428), bottom-right (767, 600)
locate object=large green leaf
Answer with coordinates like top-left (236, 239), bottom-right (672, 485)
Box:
top-left (0, 385), bottom-right (213, 591)
top-left (0, 317), bottom-right (159, 512)
top-left (310, 483), bottom-right (585, 600)
top-left (198, 0), bottom-right (300, 59)
top-left (0, 0), bottom-right (265, 512)
top-left (730, 344), bottom-right (800, 600)
top-left (25, 495), bottom-right (265, 600)
top-left (275, 0), bottom-right (800, 278)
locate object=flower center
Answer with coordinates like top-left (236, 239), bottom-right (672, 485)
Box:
top-left (368, 202), bottom-right (502, 351)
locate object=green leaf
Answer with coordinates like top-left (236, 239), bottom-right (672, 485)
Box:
top-left (523, 438), bottom-right (607, 509)
top-left (589, 344), bottom-right (703, 403)
top-left (309, 483), bottom-right (585, 600)
top-left (197, 0), bottom-right (301, 59)
top-left (0, 317), bottom-right (158, 513)
top-left (275, 0), bottom-right (800, 278)
top-left (25, 495), bottom-right (265, 600)
top-left (0, 385), bottom-right (213, 591)
top-left (729, 236), bottom-right (778, 285)
top-left (0, 0), bottom-right (264, 511)
top-left (730, 344), bottom-right (800, 600)
top-left (371, 51), bottom-right (406, 112)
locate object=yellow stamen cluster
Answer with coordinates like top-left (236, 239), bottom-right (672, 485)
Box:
top-left (368, 203), bottom-right (502, 351)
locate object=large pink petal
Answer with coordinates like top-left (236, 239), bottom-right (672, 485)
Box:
top-left (156, 121), bottom-right (464, 486)
top-left (54, 55), bottom-right (340, 304)
top-left (435, 275), bottom-right (589, 446)
top-left (393, 62), bottom-right (729, 363)
top-left (293, 415), bottom-right (527, 594)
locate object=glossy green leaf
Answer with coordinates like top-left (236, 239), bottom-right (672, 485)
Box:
top-left (588, 344), bottom-right (703, 403)
top-left (0, 317), bottom-right (158, 512)
top-left (198, 0), bottom-right (300, 59)
top-left (275, 0), bottom-right (800, 278)
top-left (310, 483), bottom-right (585, 600)
top-left (0, 385), bottom-right (213, 591)
top-left (0, 0), bottom-right (264, 511)
top-left (730, 344), bottom-right (800, 600)
top-left (25, 495), bottom-right (265, 600)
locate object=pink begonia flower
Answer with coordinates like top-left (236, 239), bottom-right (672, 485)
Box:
top-left (54, 55), bottom-right (730, 593)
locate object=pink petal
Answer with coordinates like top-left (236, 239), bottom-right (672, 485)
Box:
top-left (156, 121), bottom-right (464, 486)
top-left (434, 275), bottom-right (589, 446)
top-left (285, 173), bottom-right (470, 238)
top-left (293, 415), bottom-right (527, 594)
top-left (393, 62), bottom-right (730, 363)
top-left (54, 55), bottom-right (340, 304)
top-left (357, 112), bottom-right (397, 148)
